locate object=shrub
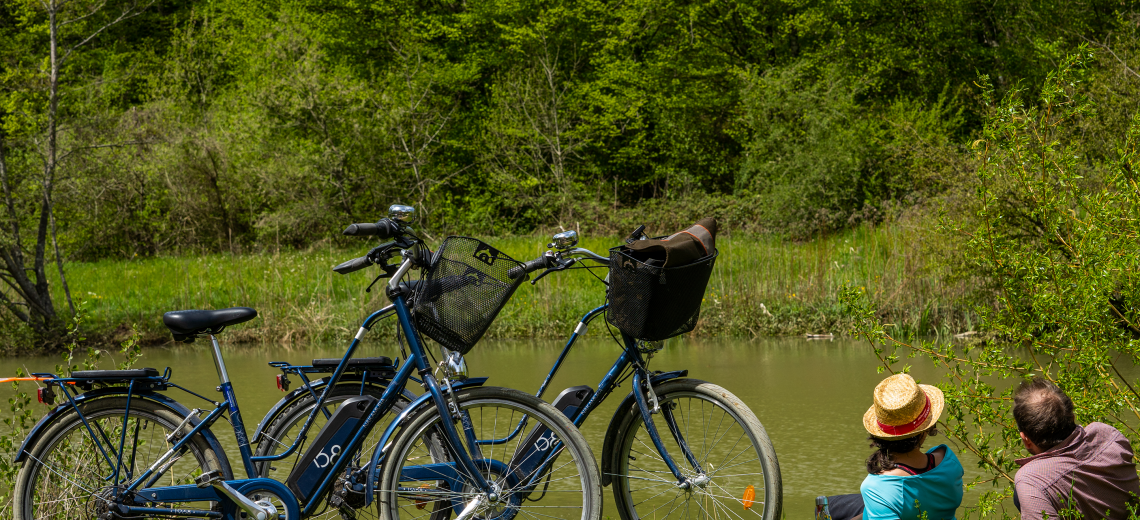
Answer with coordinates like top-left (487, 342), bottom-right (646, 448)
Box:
top-left (845, 49), bottom-right (1140, 518)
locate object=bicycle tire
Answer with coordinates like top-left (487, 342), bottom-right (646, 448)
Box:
top-left (13, 396), bottom-right (231, 520)
top-left (609, 379), bottom-right (782, 520)
top-left (377, 386), bottom-right (602, 520)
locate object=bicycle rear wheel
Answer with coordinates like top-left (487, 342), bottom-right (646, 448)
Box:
top-left (377, 386), bottom-right (602, 520)
top-left (13, 396), bottom-right (231, 520)
top-left (609, 379), bottom-right (782, 520)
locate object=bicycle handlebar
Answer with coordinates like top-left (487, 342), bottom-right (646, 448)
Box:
top-left (333, 255), bottom-right (372, 274)
top-left (333, 240), bottom-right (401, 275)
top-left (566, 247), bottom-right (609, 265)
top-left (509, 255), bottom-right (552, 280)
top-left (343, 218), bottom-right (400, 238)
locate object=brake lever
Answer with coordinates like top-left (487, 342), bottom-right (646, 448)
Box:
top-left (365, 272), bottom-right (388, 293)
top-left (364, 259), bottom-right (401, 293)
top-left (530, 258), bottom-right (577, 285)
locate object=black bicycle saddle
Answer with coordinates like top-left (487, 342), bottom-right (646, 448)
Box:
top-left (163, 307), bottom-right (258, 343)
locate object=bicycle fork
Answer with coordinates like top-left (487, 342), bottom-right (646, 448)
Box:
top-left (629, 368), bottom-right (707, 488)
top-left (612, 326), bottom-right (709, 490)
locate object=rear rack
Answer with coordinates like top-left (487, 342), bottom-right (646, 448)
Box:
top-left (38, 367), bottom-right (173, 391)
top-left (268, 358), bottom-right (397, 379)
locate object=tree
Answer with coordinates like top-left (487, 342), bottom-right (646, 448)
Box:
top-left (846, 49), bottom-right (1140, 516)
top-left (0, 0), bottom-right (154, 337)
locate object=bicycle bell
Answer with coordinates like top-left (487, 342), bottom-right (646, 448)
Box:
top-left (388, 204), bottom-right (416, 224)
top-left (548, 230), bottom-right (578, 251)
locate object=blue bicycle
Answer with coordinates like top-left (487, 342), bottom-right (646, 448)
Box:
top-left (499, 228), bottom-right (783, 520)
top-left (12, 207), bottom-right (602, 520)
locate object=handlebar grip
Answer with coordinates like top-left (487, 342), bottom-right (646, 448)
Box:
top-left (509, 256), bottom-right (550, 279)
top-left (343, 219), bottom-right (399, 238)
top-left (333, 256), bottom-right (372, 274)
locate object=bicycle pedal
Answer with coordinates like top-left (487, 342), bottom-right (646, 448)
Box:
top-left (195, 470), bottom-right (223, 488)
top-left (328, 494), bottom-right (356, 520)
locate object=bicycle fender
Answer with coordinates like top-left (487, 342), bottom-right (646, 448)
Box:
top-left (14, 387), bottom-right (229, 471)
top-left (599, 371), bottom-right (689, 486)
top-left (249, 375), bottom-right (411, 444)
top-left (364, 377), bottom-right (488, 502)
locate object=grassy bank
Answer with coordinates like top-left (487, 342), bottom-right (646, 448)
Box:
top-left (49, 225), bottom-right (974, 347)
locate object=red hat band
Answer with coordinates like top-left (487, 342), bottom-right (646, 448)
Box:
top-left (876, 395), bottom-right (931, 436)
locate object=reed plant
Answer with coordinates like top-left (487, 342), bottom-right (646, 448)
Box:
top-left (47, 224), bottom-right (974, 348)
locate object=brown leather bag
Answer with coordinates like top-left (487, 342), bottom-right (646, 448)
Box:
top-left (623, 217), bottom-right (717, 268)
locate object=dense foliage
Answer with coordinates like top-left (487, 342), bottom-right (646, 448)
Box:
top-left (847, 49), bottom-right (1140, 518)
top-left (1, 0), bottom-right (1131, 261)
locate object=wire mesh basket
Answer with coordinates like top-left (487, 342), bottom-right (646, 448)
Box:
top-left (605, 247), bottom-right (718, 341)
top-left (413, 237), bottom-right (526, 355)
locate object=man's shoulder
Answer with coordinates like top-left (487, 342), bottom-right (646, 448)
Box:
top-left (1085, 422), bottom-right (1130, 442)
top-left (1015, 449), bottom-right (1076, 488)
top-left (1081, 422), bottom-right (1135, 459)
top-left (1016, 423), bottom-right (1137, 482)
top-left (1015, 459), bottom-right (1051, 486)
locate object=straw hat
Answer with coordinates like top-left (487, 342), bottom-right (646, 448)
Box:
top-left (863, 374), bottom-right (944, 439)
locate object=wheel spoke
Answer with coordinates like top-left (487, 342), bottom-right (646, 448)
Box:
top-left (614, 387), bottom-right (780, 520)
top-left (18, 401), bottom-right (222, 520)
top-left (378, 390), bottom-right (596, 520)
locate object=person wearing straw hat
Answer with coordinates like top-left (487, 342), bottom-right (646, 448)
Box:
top-left (822, 374), bottom-right (964, 520)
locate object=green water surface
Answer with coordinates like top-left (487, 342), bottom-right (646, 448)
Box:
top-left (0, 336), bottom-right (1004, 518)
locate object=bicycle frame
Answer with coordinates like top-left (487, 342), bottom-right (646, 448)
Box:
top-left (529, 304), bottom-right (705, 486)
top-left (38, 291), bottom-right (496, 519)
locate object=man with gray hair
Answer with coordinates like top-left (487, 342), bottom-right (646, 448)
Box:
top-left (1014, 378), bottom-right (1140, 519)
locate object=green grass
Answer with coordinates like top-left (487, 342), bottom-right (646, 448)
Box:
top-left (50, 225), bottom-right (973, 347)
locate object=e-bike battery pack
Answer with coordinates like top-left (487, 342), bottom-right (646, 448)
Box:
top-left (285, 395), bottom-right (380, 503)
top-left (510, 385), bottom-right (594, 484)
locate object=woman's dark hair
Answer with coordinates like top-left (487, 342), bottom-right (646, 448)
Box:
top-left (866, 427), bottom-right (938, 474)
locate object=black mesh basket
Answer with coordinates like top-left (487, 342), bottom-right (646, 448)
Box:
top-left (605, 247), bottom-right (718, 341)
top-left (413, 237), bottom-right (526, 355)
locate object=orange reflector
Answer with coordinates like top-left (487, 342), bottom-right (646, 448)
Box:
top-left (415, 483), bottom-right (432, 510)
top-left (0, 376), bottom-right (53, 384)
top-left (0, 377), bottom-right (73, 386)
top-left (742, 485), bottom-right (756, 510)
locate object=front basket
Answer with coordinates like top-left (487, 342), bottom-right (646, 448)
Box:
top-left (605, 248), bottom-right (718, 341)
top-left (413, 237), bottom-right (526, 355)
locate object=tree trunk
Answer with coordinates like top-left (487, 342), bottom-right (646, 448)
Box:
top-left (45, 1), bottom-right (75, 317)
top-left (0, 136), bottom-right (33, 326)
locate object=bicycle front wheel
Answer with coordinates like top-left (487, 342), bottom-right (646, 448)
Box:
top-left (377, 386), bottom-right (601, 520)
top-left (609, 379), bottom-right (782, 520)
top-left (13, 396), bottom-right (231, 520)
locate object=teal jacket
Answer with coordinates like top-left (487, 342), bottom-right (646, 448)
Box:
top-left (860, 444), bottom-right (964, 520)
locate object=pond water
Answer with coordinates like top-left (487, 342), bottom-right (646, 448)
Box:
top-left (0, 336), bottom-right (1005, 518)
